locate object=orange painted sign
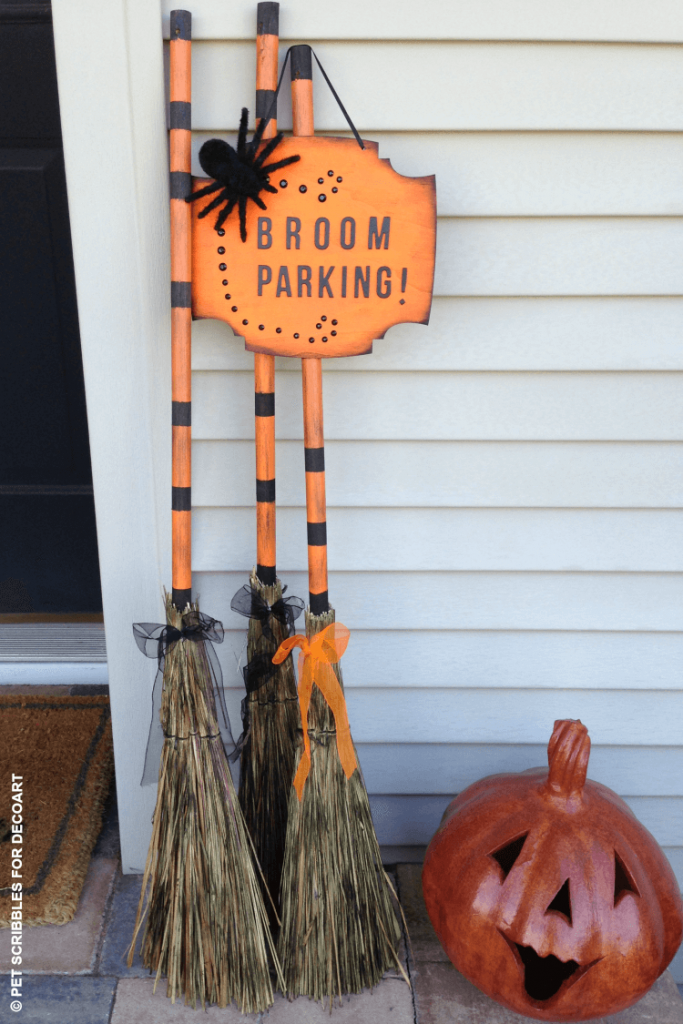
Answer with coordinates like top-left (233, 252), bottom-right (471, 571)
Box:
top-left (191, 136), bottom-right (436, 358)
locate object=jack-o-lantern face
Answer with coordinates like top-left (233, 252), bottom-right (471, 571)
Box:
top-left (422, 720), bottom-right (683, 1021)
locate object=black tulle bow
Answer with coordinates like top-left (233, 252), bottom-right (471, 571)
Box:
top-left (242, 651), bottom-right (278, 694)
top-left (230, 584), bottom-right (304, 642)
top-left (233, 651), bottom-right (285, 761)
top-left (133, 612), bottom-right (224, 666)
top-left (133, 612), bottom-right (236, 784)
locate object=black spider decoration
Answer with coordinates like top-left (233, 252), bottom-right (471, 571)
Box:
top-left (186, 108), bottom-right (300, 242)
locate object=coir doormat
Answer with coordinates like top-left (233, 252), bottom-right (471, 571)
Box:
top-left (0, 694), bottom-right (113, 926)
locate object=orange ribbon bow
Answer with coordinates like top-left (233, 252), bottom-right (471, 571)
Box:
top-left (273, 622), bottom-right (357, 800)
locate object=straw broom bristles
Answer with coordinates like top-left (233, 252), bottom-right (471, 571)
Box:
top-left (239, 571), bottom-right (301, 926)
top-left (277, 607), bottom-right (403, 1004)
top-left (129, 596), bottom-right (282, 1012)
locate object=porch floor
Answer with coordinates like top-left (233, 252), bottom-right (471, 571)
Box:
top-left (1, 684), bottom-right (682, 1023)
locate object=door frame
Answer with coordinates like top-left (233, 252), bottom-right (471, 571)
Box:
top-left (52, 0), bottom-right (171, 871)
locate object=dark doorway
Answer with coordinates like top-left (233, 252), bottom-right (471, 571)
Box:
top-left (0, 1), bottom-right (102, 615)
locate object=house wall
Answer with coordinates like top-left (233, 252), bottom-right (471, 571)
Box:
top-left (53, 0), bottom-right (683, 979)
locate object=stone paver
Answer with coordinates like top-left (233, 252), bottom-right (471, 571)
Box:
top-left (614, 975), bottom-right (683, 1024)
top-left (264, 979), bottom-right (413, 1023)
top-left (100, 872), bottom-right (153, 979)
top-left (0, 856), bottom-right (118, 974)
top-left (110, 978), bottom-right (258, 1022)
top-left (92, 778), bottom-right (120, 860)
top-left (412, 961), bottom-right (683, 1024)
top-left (397, 862), bottom-right (448, 962)
top-left (382, 869), bottom-right (409, 980)
top-left (6, 975), bottom-right (117, 1024)
top-left (2, 835), bottom-right (681, 1024)
top-left (385, 942), bottom-right (410, 983)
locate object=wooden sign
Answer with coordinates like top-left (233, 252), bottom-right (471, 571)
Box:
top-left (191, 136), bottom-right (436, 358)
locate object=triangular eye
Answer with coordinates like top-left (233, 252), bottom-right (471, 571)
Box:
top-left (614, 852), bottom-right (639, 905)
top-left (546, 879), bottom-right (572, 924)
top-left (491, 833), bottom-right (528, 879)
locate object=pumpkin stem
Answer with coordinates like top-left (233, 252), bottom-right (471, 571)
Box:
top-left (546, 719), bottom-right (590, 797)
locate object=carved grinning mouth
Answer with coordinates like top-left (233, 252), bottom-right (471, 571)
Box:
top-left (500, 932), bottom-right (600, 1003)
top-left (515, 943), bottom-right (580, 1001)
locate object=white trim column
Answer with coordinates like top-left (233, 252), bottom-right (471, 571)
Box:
top-left (52, 0), bottom-right (171, 871)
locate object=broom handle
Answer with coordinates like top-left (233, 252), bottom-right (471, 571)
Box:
top-left (170, 10), bottom-right (193, 611)
top-left (291, 45), bottom-right (329, 615)
top-left (253, 2), bottom-right (279, 586)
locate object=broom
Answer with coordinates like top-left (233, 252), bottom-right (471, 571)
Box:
top-left (128, 12), bottom-right (281, 1010)
top-left (231, 2), bottom-right (304, 927)
top-left (275, 45), bottom-right (405, 1004)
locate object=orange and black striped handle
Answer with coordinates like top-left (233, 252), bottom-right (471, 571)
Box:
top-left (254, 2), bottom-right (279, 586)
top-left (291, 45), bottom-right (328, 615)
top-left (170, 10), bottom-right (192, 610)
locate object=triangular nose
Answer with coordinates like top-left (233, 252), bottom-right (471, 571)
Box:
top-left (546, 878), bottom-right (572, 924)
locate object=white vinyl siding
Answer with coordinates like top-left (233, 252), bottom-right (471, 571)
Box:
top-left (180, 13), bottom-right (683, 983)
top-left (161, 1), bottom-right (683, 43)
top-left (194, 297), bottom-right (683, 370)
top-left (189, 42), bottom-right (683, 132)
top-left (191, 371), bottom-right (683, 440)
top-left (53, 0), bottom-right (683, 981)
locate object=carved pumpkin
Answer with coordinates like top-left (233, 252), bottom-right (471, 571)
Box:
top-left (422, 720), bottom-right (683, 1021)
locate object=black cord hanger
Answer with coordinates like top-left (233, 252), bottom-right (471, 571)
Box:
top-left (262, 45), bottom-right (365, 150)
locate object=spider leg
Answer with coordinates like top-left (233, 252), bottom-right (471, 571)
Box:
top-left (197, 189), bottom-right (230, 218)
top-left (185, 180), bottom-right (223, 203)
top-left (238, 196), bottom-right (248, 241)
top-left (214, 198), bottom-right (237, 231)
top-left (237, 108), bottom-right (249, 157)
top-left (263, 183), bottom-right (278, 194)
top-left (252, 130), bottom-right (284, 168)
top-left (260, 154), bottom-right (301, 174)
top-left (247, 115), bottom-right (267, 160)
top-left (254, 196), bottom-right (268, 210)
